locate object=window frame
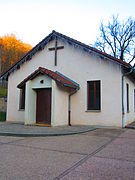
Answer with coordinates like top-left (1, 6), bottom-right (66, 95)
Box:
top-left (126, 83), bottom-right (129, 113)
top-left (19, 85), bottom-right (25, 110)
top-left (87, 80), bottom-right (101, 111)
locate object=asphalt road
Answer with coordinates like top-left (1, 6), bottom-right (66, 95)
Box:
top-left (0, 128), bottom-right (135, 180)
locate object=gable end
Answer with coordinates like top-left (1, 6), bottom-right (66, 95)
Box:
top-left (0, 30), bottom-right (131, 80)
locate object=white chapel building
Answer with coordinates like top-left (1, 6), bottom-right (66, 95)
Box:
top-left (1, 30), bottom-right (135, 127)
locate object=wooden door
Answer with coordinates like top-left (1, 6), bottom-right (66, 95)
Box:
top-left (36, 88), bottom-right (51, 124)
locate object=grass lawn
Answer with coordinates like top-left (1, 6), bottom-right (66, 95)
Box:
top-left (0, 87), bottom-right (7, 97)
top-left (0, 112), bottom-right (6, 121)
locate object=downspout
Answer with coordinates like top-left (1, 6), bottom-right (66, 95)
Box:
top-left (122, 75), bottom-right (125, 128)
top-left (122, 65), bottom-right (134, 127)
top-left (68, 89), bottom-right (78, 126)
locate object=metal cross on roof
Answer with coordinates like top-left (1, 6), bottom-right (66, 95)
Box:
top-left (48, 37), bottom-right (64, 66)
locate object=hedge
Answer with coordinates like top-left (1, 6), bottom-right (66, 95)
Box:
top-left (0, 112), bottom-right (6, 121)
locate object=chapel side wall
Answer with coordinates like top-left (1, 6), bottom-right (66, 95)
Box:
top-left (123, 76), bottom-right (135, 126)
top-left (7, 73), bottom-right (24, 123)
top-left (52, 81), bottom-right (69, 126)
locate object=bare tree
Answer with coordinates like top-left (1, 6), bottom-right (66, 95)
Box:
top-left (94, 15), bottom-right (135, 62)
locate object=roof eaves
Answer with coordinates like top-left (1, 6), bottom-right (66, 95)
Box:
top-left (53, 31), bottom-right (130, 68)
top-left (0, 31), bottom-right (55, 80)
top-left (0, 30), bottom-right (131, 80)
top-left (55, 71), bottom-right (80, 88)
top-left (17, 68), bottom-right (41, 88)
top-left (63, 83), bottom-right (80, 89)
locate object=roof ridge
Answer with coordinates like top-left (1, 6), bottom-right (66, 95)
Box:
top-left (0, 30), bottom-right (131, 80)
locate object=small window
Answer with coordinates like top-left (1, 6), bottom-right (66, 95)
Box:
top-left (19, 85), bottom-right (25, 110)
top-left (87, 80), bottom-right (101, 110)
top-left (126, 83), bottom-right (129, 113)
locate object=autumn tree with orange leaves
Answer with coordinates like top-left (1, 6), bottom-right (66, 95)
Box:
top-left (0, 34), bottom-right (32, 75)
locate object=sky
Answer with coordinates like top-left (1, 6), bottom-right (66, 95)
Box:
top-left (0, 0), bottom-right (135, 47)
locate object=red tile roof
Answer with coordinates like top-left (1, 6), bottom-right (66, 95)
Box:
top-left (17, 67), bottom-right (79, 90)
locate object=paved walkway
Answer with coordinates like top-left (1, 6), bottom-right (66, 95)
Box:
top-left (0, 122), bottom-right (97, 136)
top-left (0, 128), bottom-right (135, 179)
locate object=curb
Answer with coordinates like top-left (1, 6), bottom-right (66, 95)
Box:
top-left (0, 128), bottom-right (97, 137)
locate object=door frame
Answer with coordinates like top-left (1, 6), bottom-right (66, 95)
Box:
top-left (36, 88), bottom-right (52, 125)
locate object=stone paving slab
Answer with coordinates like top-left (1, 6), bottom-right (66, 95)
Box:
top-left (0, 128), bottom-right (134, 179)
top-left (0, 143), bottom-right (85, 180)
top-left (95, 130), bottom-right (135, 162)
top-left (0, 122), bottom-right (96, 136)
top-left (61, 156), bottom-right (135, 180)
top-left (119, 129), bottom-right (135, 139)
top-left (11, 135), bottom-right (111, 155)
top-left (0, 136), bottom-right (24, 144)
top-left (82, 128), bottom-right (125, 138)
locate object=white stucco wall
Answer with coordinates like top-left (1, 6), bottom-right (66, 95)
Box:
top-left (51, 80), bottom-right (69, 126)
top-left (70, 59), bottom-right (122, 127)
top-left (7, 38), bottom-right (127, 127)
top-left (7, 72), bottom-right (24, 123)
top-left (31, 75), bottom-right (52, 89)
top-left (25, 81), bottom-right (36, 125)
top-left (123, 76), bottom-right (135, 126)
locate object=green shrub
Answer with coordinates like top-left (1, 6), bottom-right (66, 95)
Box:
top-left (0, 112), bottom-right (6, 121)
top-left (0, 88), bottom-right (7, 97)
